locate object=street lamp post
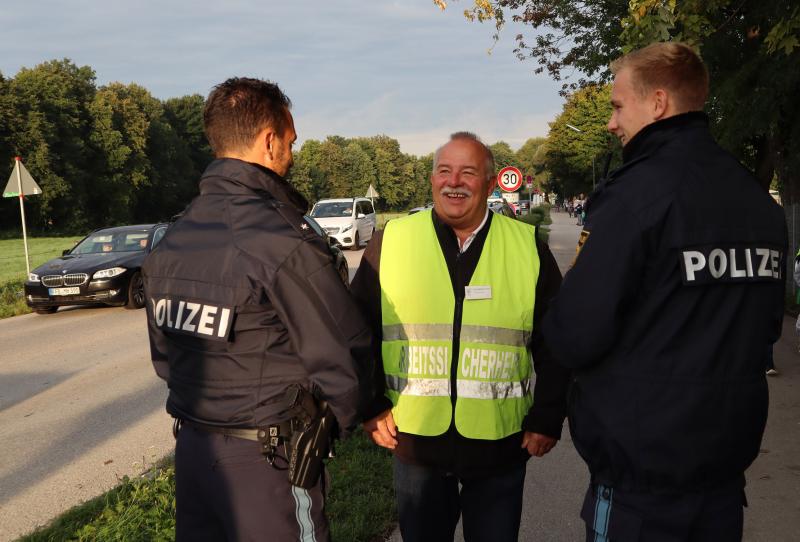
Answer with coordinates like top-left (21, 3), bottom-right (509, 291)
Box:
top-left (565, 123), bottom-right (596, 189)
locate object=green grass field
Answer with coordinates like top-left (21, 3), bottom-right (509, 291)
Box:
top-left (0, 236), bottom-right (81, 318)
top-left (0, 236), bottom-right (81, 283)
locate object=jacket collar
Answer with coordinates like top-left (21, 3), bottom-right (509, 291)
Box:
top-left (200, 158), bottom-right (309, 214)
top-left (622, 111), bottom-right (709, 164)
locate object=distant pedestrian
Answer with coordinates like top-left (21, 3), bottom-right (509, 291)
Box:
top-left (543, 42), bottom-right (786, 541)
top-left (794, 246), bottom-right (800, 355)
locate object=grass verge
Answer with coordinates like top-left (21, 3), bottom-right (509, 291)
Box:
top-left (0, 278), bottom-right (30, 318)
top-left (1, 236), bottom-right (81, 319)
top-left (17, 429), bottom-right (395, 542)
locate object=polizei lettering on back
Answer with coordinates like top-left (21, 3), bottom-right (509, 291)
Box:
top-left (150, 296), bottom-right (234, 341)
top-left (680, 244), bottom-right (784, 285)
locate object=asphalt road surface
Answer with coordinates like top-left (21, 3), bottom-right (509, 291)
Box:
top-left (0, 305), bottom-right (173, 541)
top-left (1, 214), bottom-right (797, 541)
top-left (0, 248), bottom-right (366, 541)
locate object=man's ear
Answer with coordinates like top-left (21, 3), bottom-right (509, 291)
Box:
top-left (486, 179), bottom-right (496, 198)
top-left (652, 89), bottom-right (668, 120)
top-left (262, 129), bottom-right (276, 161)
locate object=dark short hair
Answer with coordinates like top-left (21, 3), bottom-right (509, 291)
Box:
top-left (611, 42), bottom-right (709, 112)
top-left (433, 132), bottom-right (496, 183)
top-left (203, 77), bottom-right (292, 157)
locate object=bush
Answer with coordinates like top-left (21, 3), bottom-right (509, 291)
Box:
top-left (0, 279), bottom-right (29, 319)
top-left (519, 205), bottom-right (551, 227)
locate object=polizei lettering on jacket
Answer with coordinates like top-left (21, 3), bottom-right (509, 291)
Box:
top-left (150, 296), bottom-right (234, 341)
top-left (680, 244), bottom-right (784, 285)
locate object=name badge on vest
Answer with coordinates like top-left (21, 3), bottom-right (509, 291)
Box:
top-left (464, 285), bottom-right (492, 300)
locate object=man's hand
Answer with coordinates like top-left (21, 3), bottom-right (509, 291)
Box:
top-left (521, 432), bottom-right (557, 457)
top-left (363, 409), bottom-right (398, 450)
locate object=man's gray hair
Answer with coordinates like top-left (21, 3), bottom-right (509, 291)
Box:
top-left (432, 132), bottom-right (496, 183)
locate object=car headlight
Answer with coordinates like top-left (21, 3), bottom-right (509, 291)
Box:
top-left (28, 273), bottom-right (40, 282)
top-left (340, 224), bottom-right (354, 233)
top-left (93, 267), bottom-right (127, 279)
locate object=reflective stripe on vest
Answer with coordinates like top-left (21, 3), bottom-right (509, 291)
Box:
top-left (383, 323), bottom-right (529, 346)
top-left (380, 210), bottom-right (539, 439)
top-left (385, 375), bottom-right (531, 399)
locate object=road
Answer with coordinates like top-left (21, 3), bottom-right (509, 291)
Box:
top-left (0, 305), bottom-right (173, 541)
top-left (0, 248), bottom-right (368, 541)
top-left (1, 216), bottom-right (798, 541)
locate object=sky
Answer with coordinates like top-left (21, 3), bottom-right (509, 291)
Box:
top-left (1, 0), bottom-right (568, 156)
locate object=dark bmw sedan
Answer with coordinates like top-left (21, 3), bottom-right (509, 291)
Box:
top-left (24, 224), bottom-right (168, 314)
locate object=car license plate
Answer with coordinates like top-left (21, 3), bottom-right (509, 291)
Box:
top-left (49, 287), bottom-right (80, 296)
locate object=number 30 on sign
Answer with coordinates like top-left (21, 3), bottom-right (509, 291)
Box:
top-left (497, 166), bottom-right (523, 192)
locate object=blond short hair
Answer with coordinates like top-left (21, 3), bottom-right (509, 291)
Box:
top-left (611, 42), bottom-right (709, 112)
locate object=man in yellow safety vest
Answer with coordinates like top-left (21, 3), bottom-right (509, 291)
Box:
top-left (351, 132), bottom-right (570, 542)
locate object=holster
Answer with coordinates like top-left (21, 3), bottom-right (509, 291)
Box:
top-left (280, 384), bottom-right (337, 489)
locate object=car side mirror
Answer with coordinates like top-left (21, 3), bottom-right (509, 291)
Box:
top-left (329, 237), bottom-right (342, 248)
top-left (357, 213), bottom-right (366, 219)
top-left (62, 249), bottom-right (71, 256)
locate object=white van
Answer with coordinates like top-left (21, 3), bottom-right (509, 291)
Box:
top-left (309, 197), bottom-right (377, 250)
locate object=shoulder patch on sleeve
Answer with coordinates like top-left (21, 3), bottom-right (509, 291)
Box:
top-left (272, 201), bottom-right (318, 241)
top-left (571, 229), bottom-right (591, 267)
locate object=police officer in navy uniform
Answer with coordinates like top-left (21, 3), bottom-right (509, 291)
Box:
top-left (143, 78), bottom-right (372, 541)
top-left (542, 43), bottom-right (787, 541)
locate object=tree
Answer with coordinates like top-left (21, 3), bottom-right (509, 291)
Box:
top-left (515, 137), bottom-right (548, 190)
top-left (163, 94), bottom-right (213, 182)
top-left (289, 139), bottom-right (325, 202)
top-left (7, 59), bottom-right (98, 232)
top-left (0, 73), bottom-right (20, 232)
top-left (544, 84), bottom-right (619, 197)
top-left (89, 83), bottom-right (164, 224)
top-left (437, 1), bottom-right (800, 198)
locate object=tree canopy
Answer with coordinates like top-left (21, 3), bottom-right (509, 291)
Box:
top-left (437, 0), bottom-right (799, 199)
top-left (0, 59), bottom-right (212, 234)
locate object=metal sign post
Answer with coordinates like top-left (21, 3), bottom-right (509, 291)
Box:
top-left (365, 184), bottom-right (380, 210)
top-left (3, 157), bottom-right (43, 276)
top-left (526, 175), bottom-right (533, 211)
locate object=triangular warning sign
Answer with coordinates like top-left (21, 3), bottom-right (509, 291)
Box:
top-left (365, 184), bottom-right (379, 199)
top-left (3, 158), bottom-right (42, 198)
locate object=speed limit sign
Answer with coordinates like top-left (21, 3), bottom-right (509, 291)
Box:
top-left (497, 166), bottom-right (523, 192)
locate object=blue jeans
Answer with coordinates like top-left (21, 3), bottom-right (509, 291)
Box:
top-left (393, 457), bottom-right (526, 542)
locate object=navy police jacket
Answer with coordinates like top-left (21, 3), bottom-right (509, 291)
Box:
top-left (543, 112), bottom-right (787, 494)
top-left (143, 158), bottom-right (372, 431)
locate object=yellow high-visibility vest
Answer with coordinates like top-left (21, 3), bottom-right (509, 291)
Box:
top-left (380, 210), bottom-right (540, 440)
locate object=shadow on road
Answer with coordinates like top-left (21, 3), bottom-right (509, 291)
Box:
top-left (0, 381), bottom-right (166, 506)
top-left (0, 370), bottom-right (78, 414)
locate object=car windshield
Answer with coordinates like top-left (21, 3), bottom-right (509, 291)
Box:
top-left (71, 231), bottom-right (150, 254)
top-left (310, 202), bottom-right (354, 218)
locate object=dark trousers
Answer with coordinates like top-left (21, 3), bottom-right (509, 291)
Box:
top-left (581, 482), bottom-right (746, 542)
top-left (393, 457), bottom-right (526, 542)
top-left (175, 424), bottom-right (329, 542)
